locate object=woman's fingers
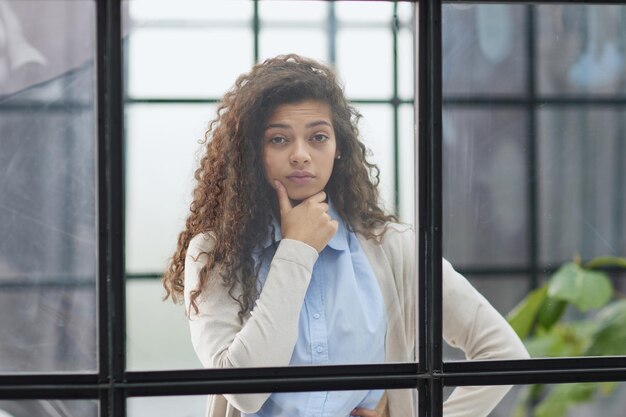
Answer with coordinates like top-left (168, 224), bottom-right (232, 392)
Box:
top-left (275, 187), bottom-right (336, 252)
top-left (273, 180), bottom-right (293, 215)
top-left (304, 190), bottom-right (327, 204)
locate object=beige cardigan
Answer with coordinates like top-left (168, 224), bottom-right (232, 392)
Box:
top-left (184, 224), bottom-right (529, 417)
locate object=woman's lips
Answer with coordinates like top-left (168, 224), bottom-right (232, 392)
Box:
top-left (286, 171), bottom-right (315, 185)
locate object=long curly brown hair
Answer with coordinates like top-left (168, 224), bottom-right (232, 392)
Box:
top-left (162, 54), bottom-right (397, 321)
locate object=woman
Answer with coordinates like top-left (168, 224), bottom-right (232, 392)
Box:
top-left (163, 54), bottom-right (529, 417)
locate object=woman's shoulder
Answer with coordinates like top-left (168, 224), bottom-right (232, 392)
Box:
top-left (370, 221), bottom-right (414, 244)
top-left (187, 232), bottom-right (217, 256)
top-left (357, 221), bottom-right (414, 254)
top-left (380, 222), bottom-right (413, 235)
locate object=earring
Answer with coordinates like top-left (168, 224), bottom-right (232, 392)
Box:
top-left (336, 154), bottom-right (341, 160)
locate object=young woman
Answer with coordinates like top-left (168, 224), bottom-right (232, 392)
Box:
top-left (162, 54), bottom-right (529, 417)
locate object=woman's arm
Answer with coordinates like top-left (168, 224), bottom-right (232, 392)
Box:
top-left (184, 233), bottom-right (318, 413)
top-left (442, 259), bottom-right (530, 417)
top-left (185, 187), bottom-right (337, 414)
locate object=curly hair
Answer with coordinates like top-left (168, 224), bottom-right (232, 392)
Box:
top-left (162, 54), bottom-right (397, 321)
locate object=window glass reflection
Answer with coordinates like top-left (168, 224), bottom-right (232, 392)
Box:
top-left (0, 0), bottom-right (97, 373)
top-left (0, 400), bottom-right (98, 417)
top-left (442, 4), bottom-right (527, 96)
top-left (125, 104), bottom-right (214, 274)
top-left (259, 29), bottom-right (328, 62)
top-left (129, 0), bottom-right (252, 21)
top-left (537, 5), bottom-right (626, 95)
top-left (539, 108), bottom-right (625, 265)
top-left (456, 383), bottom-right (626, 417)
top-left (124, 0), bottom-right (416, 373)
top-left (443, 3), bottom-right (626, 361)
top-left (127, 29), bottom-right (254, 98)
top-left (127, 390), bottom-right (417, 417)
top-left (259, 1), bottom-right (326, 21)
top-left (443, 109), bottom-right (529, 268)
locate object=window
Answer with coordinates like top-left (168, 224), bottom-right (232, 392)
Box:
top-left (1, 1), bottom-right (625, 417)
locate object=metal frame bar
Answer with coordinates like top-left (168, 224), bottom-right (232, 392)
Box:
top-left (97, 0), bottom-right (126, 416)
top-left (418, 0), bottom-right (444, 414)
top-left (525, 4), bottom-right (540, 291)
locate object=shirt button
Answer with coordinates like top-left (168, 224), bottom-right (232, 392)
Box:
top-left (313, 313), bottom-right (321, 319)
top-left (316, 346), bottom-right (323, 353)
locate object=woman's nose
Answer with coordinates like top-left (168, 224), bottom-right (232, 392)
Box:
top-left (290, 141), bottom-right (310, 164)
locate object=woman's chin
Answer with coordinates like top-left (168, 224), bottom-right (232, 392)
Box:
top-left (286, 187), bottom-right (320, 204)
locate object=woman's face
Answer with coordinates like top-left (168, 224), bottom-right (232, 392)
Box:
top-left (262, 100), bottom-right (338, 203)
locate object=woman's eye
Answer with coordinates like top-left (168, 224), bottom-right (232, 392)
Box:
top-left (269, 136), bottom-right (287, 144)
top-left (311, 134), bottom-right (328, 142)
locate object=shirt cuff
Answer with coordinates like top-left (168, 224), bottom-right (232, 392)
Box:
top-left (274, 239), bottom-right (319, 269)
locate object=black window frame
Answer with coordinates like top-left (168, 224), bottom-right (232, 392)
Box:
top-left (1, 1), bottom-right (626, 417)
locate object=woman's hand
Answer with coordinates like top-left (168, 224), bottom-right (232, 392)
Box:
top-left (350, 407), bottom-right (379, 417)
top-left (274, 180), bottom-right (338, 253)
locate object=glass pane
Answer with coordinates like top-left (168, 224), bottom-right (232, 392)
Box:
top-left (259, 29), bottom-right (328, 63)
top-left (357, 104), bottom-right (395, 213)
top-left (0, 0), bottom-right (97, 373)
top-left (126, 278), bottom-right (200, 370)
top-left (398, 27), bottom-right (415, 101)
top-left (124, 0), bottom-right (416, 372)
top-left (442, 4), bottom-right (527, 96)
top-left (335, 2), bottom-right (394, 23)
top-left (442, 3), bottom-right (626, 362)
top-left (127, 28), bottom-right (254, 98)
top-left (538, 108), bottom-right (626, 266)
top-left (129, 0), bottom-right (252, 21)
top-left (461, 383), bottom-right (626, 417)
top-left (127, 390), bottom-right (417, 417)
top-left (531, 5), bottom-right (626, 360)
top-left (259, 1), bottom-right (326, 22)
top-left (128, 395), bottom-right (205, 417)
top-left (0, 400), bottom-right (98, 417)
top-left (125, 104), bottom-right (214, 274)
top-left (537, 5), bottom-right (626, 95)
top-left (336, 29), bottom-right (393, 99)
top-left (397, 2), bottom-right (414, 26)
top-left (398, 104), bottom-right (415, 225)
top-left (442, 109), bottom-right (529, 268)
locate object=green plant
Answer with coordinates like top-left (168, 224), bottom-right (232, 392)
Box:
top-left (506, 256), bottom-right (626, 417)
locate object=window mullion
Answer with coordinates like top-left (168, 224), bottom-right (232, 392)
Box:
top-left (418, 0), bottom-right (444, 416)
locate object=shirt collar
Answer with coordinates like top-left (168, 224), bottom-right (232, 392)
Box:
top-left (260, 199), bottom-right (349, 251)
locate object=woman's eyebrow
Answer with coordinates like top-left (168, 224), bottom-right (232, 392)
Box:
top-left (305, 120), bottom-right (332, 129)
top-left (264, 123), bottom-right (291, 131)
top-left (264, 120), bottom-right (332, 131)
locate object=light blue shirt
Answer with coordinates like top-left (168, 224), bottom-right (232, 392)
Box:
top-left (246, 204), bottom-right (387, 417)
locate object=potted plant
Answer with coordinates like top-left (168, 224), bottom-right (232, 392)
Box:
top-left (506, 256), bottom-right (626, 417)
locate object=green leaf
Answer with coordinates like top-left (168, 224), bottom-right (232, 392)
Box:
top-left (524, 332), bottom-right (561, 357)
top-left (507, 286), bottom-right (548, 339)
top-left (525, 322), bottom-right (596, 357)
top-left (534, 383), bottom-right (596, 417)
top-left (537, 298), bottom-right (568, 330)
top-left (585, 256), bottom-right (626, 270)
top-left (547, 263), bottom-right (613, 312)
top-left (586, 300), bottom-right (626, 356)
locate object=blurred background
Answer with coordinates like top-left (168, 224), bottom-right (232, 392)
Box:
top-left (1, 1), bottom-right (625, 416)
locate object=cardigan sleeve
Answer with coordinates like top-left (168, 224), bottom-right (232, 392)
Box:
top-left (184, 233), bottom-right (318, 414)
top-left (442, 258), bottom-right (530, 417)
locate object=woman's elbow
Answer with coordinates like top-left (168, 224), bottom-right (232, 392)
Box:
top-left (224, 393), bottom-right (270, 414)
top-left (509, 337), bottom-right (531, 360)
